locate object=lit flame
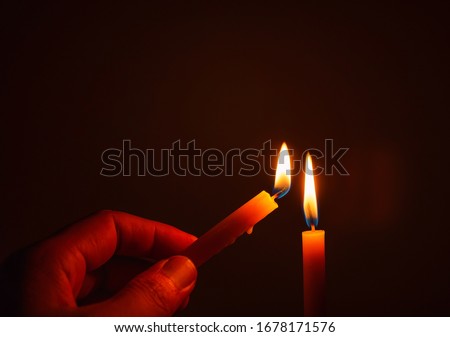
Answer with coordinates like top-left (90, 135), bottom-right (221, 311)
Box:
top-left (273, 142), bottom-right (291, 199)
top-left (303, 152), bottom-right (318, 228)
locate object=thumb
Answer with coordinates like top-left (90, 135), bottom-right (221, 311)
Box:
top-left (81, 256), bottom-right (197, 316)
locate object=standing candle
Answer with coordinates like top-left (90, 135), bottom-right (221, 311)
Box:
top-left (302, 153), bottom-right (325, 316)
top-left (184, 143), bottom-right (291, 267)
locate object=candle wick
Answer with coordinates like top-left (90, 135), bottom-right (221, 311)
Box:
top-left (311, 224), bottom-right (315, 232)
top-left (271, 190), bottom-right (281, 199)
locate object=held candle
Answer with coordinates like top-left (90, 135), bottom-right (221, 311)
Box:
top-left (184, 191), bottom-right (278, 266)
top-left (184, 142), bottom-right (291, 267)
top-left (302, 153), bottom-right (325, 317)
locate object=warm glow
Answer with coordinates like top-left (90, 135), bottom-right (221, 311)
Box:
top-left (303, 153), bottom-right (318, 228)
top-left (273, 142), bottom-right (291, 199)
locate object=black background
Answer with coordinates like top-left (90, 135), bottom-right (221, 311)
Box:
top-left (1, 1), bottom-right (449, 316)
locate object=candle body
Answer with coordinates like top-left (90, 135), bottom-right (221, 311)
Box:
top-left (184, 191), bottom-right (278, 267)
top-left (302, 229), bottom-right (325, 316)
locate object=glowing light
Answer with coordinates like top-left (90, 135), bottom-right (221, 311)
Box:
top-left (303, 153), bottom-right (318, 228)
top-left (273, 142), bottom-right (291, 199)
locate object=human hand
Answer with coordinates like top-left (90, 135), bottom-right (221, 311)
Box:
top-left (0, 210), bottom-right (197, 316)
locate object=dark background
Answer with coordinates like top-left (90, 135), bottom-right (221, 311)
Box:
top-left (1, 1), bottom-right (449, 316)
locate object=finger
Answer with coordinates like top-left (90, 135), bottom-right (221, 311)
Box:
top-left (56, 210), bottom-right (197, 270)
top-left (78, 256), bottom-right (197, 316)
top-left (28, 210), bottom-right (196, 305)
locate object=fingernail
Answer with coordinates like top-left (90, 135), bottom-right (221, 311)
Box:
top-left (161, 256), bottom-right (197, 290)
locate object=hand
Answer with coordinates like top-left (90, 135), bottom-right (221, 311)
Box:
top-left (0, 210), bottom-right (198, 316)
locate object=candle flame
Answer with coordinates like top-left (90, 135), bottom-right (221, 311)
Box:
top-left (303, 152), bottom-right (318, 228)
top-left (273, 142), bottom-right (291, 199)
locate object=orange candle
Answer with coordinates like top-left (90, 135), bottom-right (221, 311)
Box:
top-left (184, 191), bottom-right (278, 266)
top-left (302, 153), bottom-right (325, 316)
top-left (184, 143), bottom-right (291, 267)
